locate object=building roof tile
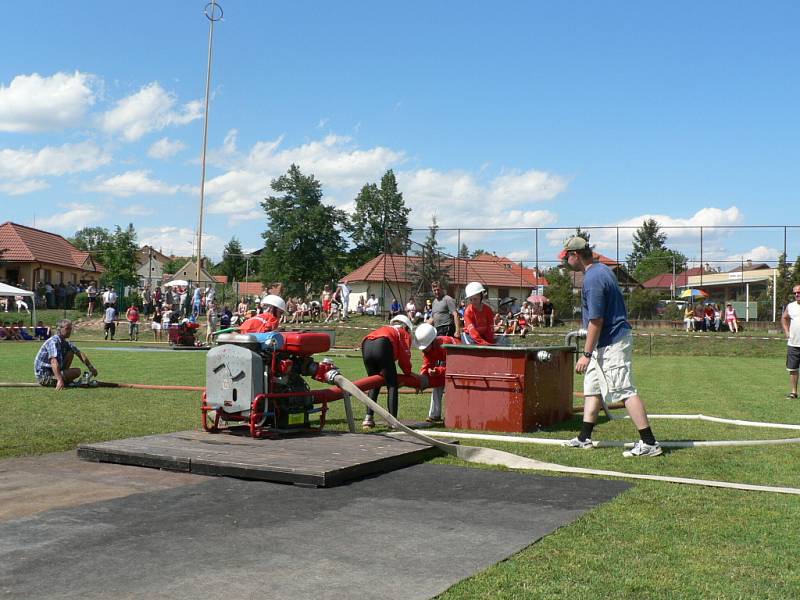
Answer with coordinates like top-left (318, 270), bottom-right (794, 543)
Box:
top-left (0, 221), bottom-right (103, 272)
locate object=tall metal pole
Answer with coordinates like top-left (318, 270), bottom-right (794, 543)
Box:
top-left (196, 1), bottom-right (223, 284)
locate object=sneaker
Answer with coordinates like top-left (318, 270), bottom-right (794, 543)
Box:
top-left (426, 416), bottom-right (442, 423)
top-left (623, 440), bottom-right (663, 458)
top-left (562, 437), bottom-right (593, 449)
top-left (786, 392), bottom-right (798, 399)
top-left (362, 418), bottom-right (375, 430)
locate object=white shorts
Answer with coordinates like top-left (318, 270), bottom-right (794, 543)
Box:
top-left (151, 322), bottom-right (161, 330)
top-left (584, 331), bottom-right (638, 403)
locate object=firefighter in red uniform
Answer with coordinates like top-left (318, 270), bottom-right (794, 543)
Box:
top-left (361, 314), bottom-right (414, 429)
top-left (462, 281), bottom-right (496, 345)
top-left (414, 323), bottom-right (460, 422)
top-left (238, 295), bottom-right (286, 333)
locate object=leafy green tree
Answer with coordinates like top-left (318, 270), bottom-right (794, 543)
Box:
top-left (632, 248), bottom-right (688, 284)
top-left (458, 243), bottom-right (470, 259)
top-left (544, 266), bottom-right (575, 323)
top-left (574, 227), bottom-right (591, 242)
top-left (162, 257), bottom-right (187, 275)
top-left (792, 255), bottom-right (800, 288)
top-left (626, 288), bottom-right (662, 319)
top-left (219, 237), bottom-right (246, 282)
top-left (99, 224), bottom-right (139, 287)
top-left (627, 219), bottom-right (667, 272)
top-left (775, 252), bottom-right (793, 309)
top-left (71, 226), bottom-right (113, 255)
top-left (260, 164), bottom-right (348, 297)
top-left (407, 217), bottom-right (451, 303)
top-left (347, 169), bottom-right (411, 267)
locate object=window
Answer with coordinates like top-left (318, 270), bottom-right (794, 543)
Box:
top-left (498, 287), bottom-right (509, 299)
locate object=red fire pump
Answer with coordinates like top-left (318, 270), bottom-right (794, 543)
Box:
top-left (201, 331), bottom-right (437, 438)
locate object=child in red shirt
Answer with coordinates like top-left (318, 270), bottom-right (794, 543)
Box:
top-left (361, 315), bottom-right (413, 428)
top-left (414, 323), bottom-right (460, 422)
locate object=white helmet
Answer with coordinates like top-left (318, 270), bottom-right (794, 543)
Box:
top-left (390, 314), bottom-right (413, 331)
top-left (464, 281), bottom-right (486, 299)
top-left (413, 323), bottom-right (437, 350)
top-left (262, 294), bottom-right (286, 312)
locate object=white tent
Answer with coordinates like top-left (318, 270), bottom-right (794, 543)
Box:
top-left (0, 282), bottom-right (36, 323)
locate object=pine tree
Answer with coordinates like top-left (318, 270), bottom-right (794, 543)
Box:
top-left (627, 219), bottom-right (667, 272)
top-left (792, 255), bottom-right (800, 288)
top-left (219, 237), bottom-right (246, 282)
top-left (407, 217), bottom-right (451, 304)
top-left (347, 169), bottom-right (411, 268)
top-left (260, 164), bottom-right (348, 298)
top-left (458, 243), bottom-right (470, 259)
top-left (775, 252), bottom-right (792, 309)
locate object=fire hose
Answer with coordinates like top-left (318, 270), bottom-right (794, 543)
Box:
top-left (318, 367), bottom-right (800, 496)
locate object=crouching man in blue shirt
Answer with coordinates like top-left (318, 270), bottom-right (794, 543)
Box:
top-left (34, 319), bottom-right (98, 391)
top-left (561, 237), bottom-right (662, 457)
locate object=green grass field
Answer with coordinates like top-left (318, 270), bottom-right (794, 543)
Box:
top-left (1, 317), bottom-right (799, 598)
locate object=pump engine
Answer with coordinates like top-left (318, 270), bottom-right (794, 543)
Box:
top-left (202, 331), bottom-right (332, 438)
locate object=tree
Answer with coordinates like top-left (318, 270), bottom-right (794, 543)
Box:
top-left (544, 266), bottom-right (575, 323)
top-left (775, 252), bottom-right (793, 309)
top-left (71, 226), bottom-right (113, 255)
top-left (347, 169), bottom-right (411, 267)
top-left (163, 257), bottom-right (187, 275)
top-left (458, 243), bottom-right (470, 259)
top-left (99, 224), bottom-right (139, 287)
top-left (792, 255), bottom-right (800, 288)
top-left (574, 227), bottom-right (591, 242)
top-left (259, 164), bottom-right (348, 298)
top-left (627, 219), bottom-right (667, 272)
top-left (219, 237), bottom-right (246, 282)
top-left (626, 288), bottom-right (662, 319)
top-left (632, 248), bottom-right (688, 284)
top-left (407, 217), bottom-right (451, 303)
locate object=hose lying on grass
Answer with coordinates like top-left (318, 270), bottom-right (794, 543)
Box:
top-left (329, 372), bottom-right (800, 496)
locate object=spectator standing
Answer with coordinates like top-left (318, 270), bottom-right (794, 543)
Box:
top-left (205, 286), bottom-right (216, 311)
top-left (543, 300), bottom-right (555, 327)
top-left (142, 285), bottom-right (153, 317)
top-left (102, 286), bottom-right (118, 308)
top-left (126, 304), bottom-right (140, 341)
top-left (429, 282), bottom-right (461, 338)
top-left (321, 285), bottom-right (332, 320)
top-left (782, 284), bottom-right (800, 399)
top-left (192, 286), bottom-right (203, 317)
top-left (151, 305), bottom-right (163, 342)
top-left (560, 236), bottom-right (661, 457)
top-left (87, 284), bottom-right (98, 317)
top-left (103, 304), bottom-right (117, 340)
top-left (338, 280), bottom-right (351, 320)
top-left (33, 319), bottom-right (98, 390)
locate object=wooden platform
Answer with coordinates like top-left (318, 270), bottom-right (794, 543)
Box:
top-left (77, 430), bottom-right (442, 487)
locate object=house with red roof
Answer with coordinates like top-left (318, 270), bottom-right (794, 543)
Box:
top-left (0, 221), bottom-right (104, 290)
top-left (341, 252), bottom-right (548, 313)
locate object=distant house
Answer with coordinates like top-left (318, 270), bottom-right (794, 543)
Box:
top-left (0, 221), bottom-right (104, 289)
top-left (166, 258), bottom-right (217, 287)
top-left (641, 267), bottom-right (705, 294)
top-left (136, 245), bottom-right (172, 288)
top-left (564, 252), bottom-right (641, 293)
top-left (341, 253), bottom-right (548, 313)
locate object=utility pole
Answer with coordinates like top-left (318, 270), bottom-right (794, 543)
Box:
top-left (195, 1), bottom-right (222, 284)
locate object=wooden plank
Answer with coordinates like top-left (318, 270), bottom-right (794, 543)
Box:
top-left (77, 431), bottom-right (441, 487)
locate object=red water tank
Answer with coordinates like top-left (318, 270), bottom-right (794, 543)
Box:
top-left (443, 345), bottom-right (574, 432)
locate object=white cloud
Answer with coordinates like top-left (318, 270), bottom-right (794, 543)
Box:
top-left (99, 82), bottom-right (202, 141)
top-left (36, 203), bottom-right (103, 231)
top-left (147, 137), bottom-right (187, 159)
top-left (0, 71), bottom-right (96, 133)
top-left (84, 170), bottom-right (189, 197)
top-left (205, 134), bottom-right (405, 219)
top-left (488, 170), bottom-right (569, 206)
top-left (0, 141), bottom-right (111, 179)
top-left (139, 226), bottom-right (223, 259)
top-left (725, 245), bottom-right (781, 262)
top-left (120, 204), bottom-right (155, 216)
top-left (0, 179), bottom-right (50, 196)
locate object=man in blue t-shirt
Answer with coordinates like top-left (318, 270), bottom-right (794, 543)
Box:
top-left (561, 236), bottom-right (661, 457)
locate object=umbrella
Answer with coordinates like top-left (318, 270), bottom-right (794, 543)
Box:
top-left (527, 294), bottom-right (549, 303)
top-left (165, 279), bottom-right (189, 288)
top-left (499, 297), bottom-right (516, 306)
top-left (679, 288), bottom-right (708, 299)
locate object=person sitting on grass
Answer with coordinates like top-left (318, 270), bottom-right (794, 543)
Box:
top-left (33, 319), bottom-right (98, 390)
top-left (16, 321), bottom-right (34, 340)
top-left (0, 321), bottom-right (8, 340)
top-left (34, 321), bottom-right (50, 340)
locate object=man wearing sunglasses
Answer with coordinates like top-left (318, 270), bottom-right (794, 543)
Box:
top-left (781, 285), bottom-right (800, 399)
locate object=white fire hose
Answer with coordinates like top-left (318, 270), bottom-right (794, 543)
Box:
top-left (324, 369), bottom-right (800, 496)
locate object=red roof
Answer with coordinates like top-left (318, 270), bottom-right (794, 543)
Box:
top-left (0, 222), bottom-right (104, 273)
top-left (343, 253), bottom-right (547, 288)
top-left (213, 275), bottom-right (229, 284)
top-left (234, 282), bottom-right (266, 296)
top-left (642, 267), bottom-right (704, 289)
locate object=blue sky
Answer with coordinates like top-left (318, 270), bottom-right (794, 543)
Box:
top-left (2, 1), bottom-right (799, 269)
